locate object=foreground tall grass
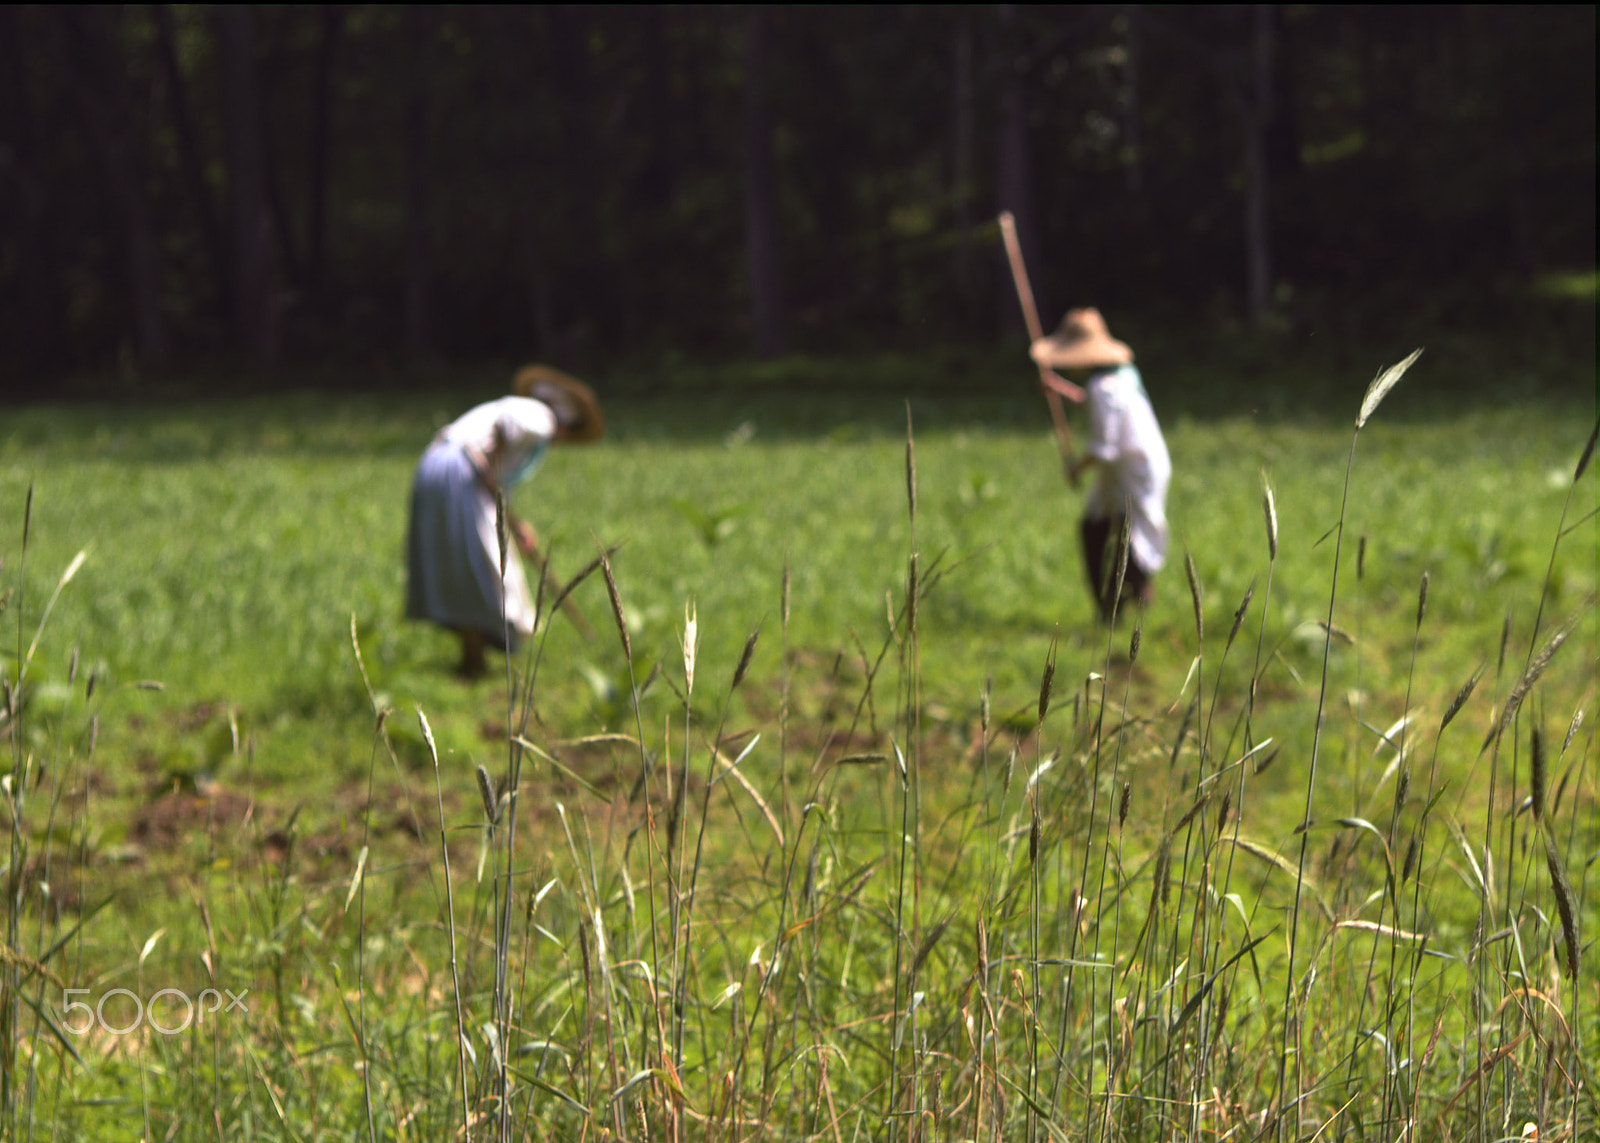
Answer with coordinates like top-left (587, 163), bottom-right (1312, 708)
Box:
top-left (2, 364), bottom-right (1595, 1140)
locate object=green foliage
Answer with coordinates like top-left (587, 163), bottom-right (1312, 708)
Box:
top-left (1, 6), bottom-right (1594, 378)
top-left (0, 362), bottom-right (1594, 1139)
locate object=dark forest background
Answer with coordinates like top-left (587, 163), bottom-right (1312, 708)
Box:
top-left (1, 5), bottom-right (1593, 395)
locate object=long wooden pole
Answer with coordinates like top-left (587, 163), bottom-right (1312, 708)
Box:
top-left (521, 531), bottom-right (596, 640)
top-left (998, 211), bottom-right (1076, 475)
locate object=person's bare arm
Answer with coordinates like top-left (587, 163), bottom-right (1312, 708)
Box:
top-left (1067, 453), bottom-right (1100, 489)
top-left (1029, 346), bottom-right (1088, 403)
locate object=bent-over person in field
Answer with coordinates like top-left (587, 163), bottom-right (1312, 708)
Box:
top-left (1030, 308), bottom-right (1171, 622)
top-left (405, 366), bottom-right (604, 677)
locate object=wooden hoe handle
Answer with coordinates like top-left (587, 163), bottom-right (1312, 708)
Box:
top-left (998, 211), bottom-right (1076, 471)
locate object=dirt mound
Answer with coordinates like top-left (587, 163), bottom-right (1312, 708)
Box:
top-left (131, 790), bottom-right (254, 851)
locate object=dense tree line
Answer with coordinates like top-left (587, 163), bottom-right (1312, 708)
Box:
top-left (0, 5), bottom-right (1591, 387)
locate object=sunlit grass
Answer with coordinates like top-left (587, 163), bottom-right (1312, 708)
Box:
top-left (0, 361), bottom-right (1594, 1139)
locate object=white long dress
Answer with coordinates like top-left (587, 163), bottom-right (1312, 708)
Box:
top-left (405, 397), bottom-right (557, 649)
top-left (1082, 365), bottom-right (1171, 573)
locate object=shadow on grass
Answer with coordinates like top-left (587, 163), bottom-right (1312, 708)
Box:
top-left (4, 300), bottom-right (1592, 461)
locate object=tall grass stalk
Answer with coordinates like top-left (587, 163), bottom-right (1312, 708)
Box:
top-left (419, 707), bottom-right (473, 1139)
top-left (1277, 348), bottom-right (1421, 1139)
top-left (1053, 518), bottom-right (1128, 1134)
top-left (888, 405), bottom-right (923, 1140)
top-left (3, 490), bottom-right (98, 1141)
top-left (1170, 546), bottom-right (1211, 1137)
top-left (1347, 569), bottom-right (1428, 1133)
top-left (1524, 418), bottom-right (1596, 660)
top-left (348, 617), bottom-right (381, 1143)
top-left (596, 542), bottom-right (667, 1132)
top-left (3, 366), bottom-right (1592, 1139)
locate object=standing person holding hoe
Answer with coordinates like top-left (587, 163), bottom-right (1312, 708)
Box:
top-left (405, 365), bottom-right (605, 677)
top-left (1030, 309), bottom-right (1171, 622)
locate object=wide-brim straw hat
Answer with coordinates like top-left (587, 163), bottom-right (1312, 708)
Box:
top-left (1031, 308), bottom-right (1133, 370)
top-left (512, 364), bottom-right (606, 443)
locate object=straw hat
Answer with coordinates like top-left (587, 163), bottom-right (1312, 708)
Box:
top-left (1030, 308), bottom-right (1133, 371)
top-left (512, 364), bottom-right (606, 443)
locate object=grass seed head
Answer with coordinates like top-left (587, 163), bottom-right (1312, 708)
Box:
top-left (907, 553), bottom-right (918, 637)
top-left (1261, 475), bottom-right (1278, 560)
top-left (1530, 725), bottom-right (1546, 822)
top-left (1356, 347), bottom-right (1423, 429)
top-left (1185, 551), bottom-right (1203, 643)
top-left (550, 549), bottom-right (606, 614)
top-left (1441, 670), bottom-right (1480, 734)
top-left (1115, 516), bottom-right (1131, 598)
top-left (1487, 599), bottom-right (1589, 753)
top-left (1153, 837), bottom-right (1172, 906)
top-left (1358, 534), bottom-right (1367, 581)
top-left (416, 707), bottom-right (436, 755)
top-left (476, 765), bottom-right (498, 825)
top-left (682, 601), bottom-right (698, 696)
top-left (1118, 782), bottom-right (1131, 829)
top-left (1561, 708), bottom-right (1584, 757)
top-left (1175, 791), bottom-right (1210, 831)
top-left (1213, 983), bottom-right (1232, 1043)
top-left (1129, 623), bottom-right (1141, 665)
top-left (1416, 570), bottom-right (1430, 629)
top-left (1037, 635), bottom-right (1057, 725)
top-left (1543, 833), bottom-right (1580, 980)
top-left (599, 547), bottom-right (631, 661)
top-left (1227, 583), bottom-right (1255, 651)
top-left (732, 628), bottom-right (760, 691)
top-left (494, 491), bottom-right (508, 579)
top-left (1318, 620), bottom-right (1355, 646)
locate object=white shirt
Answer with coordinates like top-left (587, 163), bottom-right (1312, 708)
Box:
top-left (1083, 365), bottom-right (1171, 572)
top-left (440, 396), bottom-right (557, 489)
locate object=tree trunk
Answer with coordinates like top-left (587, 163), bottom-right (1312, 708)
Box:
top-left (306, 4), bottom-right (342, 296)
top-left (403, 6), bottom-right (433, 357)
top-left (623, 4), bottom-right (678, 349)
top-left (995, 4), bottom-right (1040, 332)
top-left (742, 8), bottom-right (788, 358)
top-left (62, 9), bottom-right (168, 370)
top-left (0, 10), bottom-right (54, 382)
top-left (218, 7), bottom-right (278, 363)
top-left (951, 17), bottom-right (977, 311)
top-left (548, 5), bottom-right (606, 360)
top-left (1122, 5), bottom-right (1144, 194)
top-left (1243, 3), bottom-right (1273, 328)
top-left (155, 4), bottom-right (230, 331)
top-left (258, 8), bottom-right (305, 290)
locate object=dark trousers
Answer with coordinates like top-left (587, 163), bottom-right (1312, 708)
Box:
top-left (1081, 514), bottom-right (1151, 623)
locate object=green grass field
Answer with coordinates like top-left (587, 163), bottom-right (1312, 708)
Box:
top-left (1, 350), bottom-right (1595, 1139)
